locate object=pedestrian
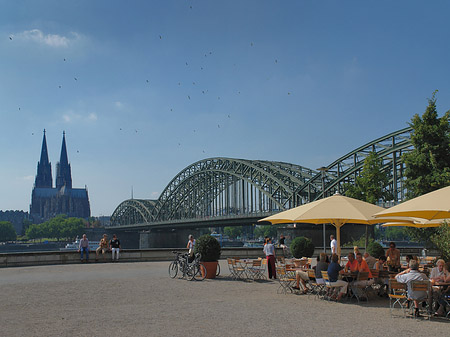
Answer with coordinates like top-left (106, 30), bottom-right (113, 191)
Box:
top-left (96, 234), bottom-right (109, 261)
top-left (187, 234), bottom-right (195, 262)
top-left (109, 234), bottom-right (121, 262)
top-left (263, 238), bottom-right (276, 279)
top-left (78, 234), bottom-right (89, 263)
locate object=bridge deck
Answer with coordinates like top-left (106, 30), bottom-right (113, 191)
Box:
top-left (1, 261), bottom-right (445, 336)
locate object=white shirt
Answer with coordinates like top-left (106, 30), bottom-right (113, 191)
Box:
top-left (330, 239), bottom-right (337, 254)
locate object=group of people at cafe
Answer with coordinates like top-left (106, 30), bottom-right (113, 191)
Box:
top-left (273, 235), bottom-right (450, 317)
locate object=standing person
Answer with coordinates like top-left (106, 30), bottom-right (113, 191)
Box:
top-left (78, 234), bottom-right (89, 263)
top-left (187, 235), bottom-right (195, 262)
top-left (109, 234), bottom-right (121, 262)
top-left (263, 238), bottom-right (276, 279)
top-left (386, 242), bottom-right (401, 272)
top-left (96, 234), bottom-right (109, 262)
top-left (330, 235), bottom-right (337, 256)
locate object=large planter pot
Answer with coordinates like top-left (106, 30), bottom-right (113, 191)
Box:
top-left (201, 261), bottom-right (218, 279)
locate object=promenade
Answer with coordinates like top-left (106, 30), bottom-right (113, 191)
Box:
top-left (1, 261), bottom-right (447, 337)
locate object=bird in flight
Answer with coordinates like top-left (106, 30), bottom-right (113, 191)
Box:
top-left (64, 58), bottom-right (66, 61)
top-left (9, 36), bottom-right (12, 40)
top-left (74, 77), bottom-right (78, 81)
top-left (188, 95), bottom-right (191, 100)
top-left (159, 35), bottom-right (162, 39)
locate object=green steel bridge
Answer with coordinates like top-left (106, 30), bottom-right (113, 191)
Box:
top-left (110, 127), bottom-right (413, 229)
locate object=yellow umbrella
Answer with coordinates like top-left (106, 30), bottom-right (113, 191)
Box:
top-left (380, 218), bottom-right (447, 228)
top-left (259, 193), bottom-right (387, 256)
top-left (374, 185), bottom-right (450, 220)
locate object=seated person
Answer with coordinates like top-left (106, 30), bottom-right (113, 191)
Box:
top-left (345, 252), bottom-right (358, 273)
top-left (395, 260), bottom-right (429, 317)
top-left (435, 269), bottom-right (450, 316)
top-left (375, 255), bottom-right (387, 270)
top-left (314, 252), bottom-right (329, 283)
top-left (95, 234), bottom-right (109, 261)
top-left (430, 259), bottom-right (447, 284)
top-left (353, 252), bottom-right (374, 286)
top-left (363, 252), bottom-right (377, 269)
top-left (326, 254), bottom-right (348, 301)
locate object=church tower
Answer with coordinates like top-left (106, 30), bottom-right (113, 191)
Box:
top-left (34, 129), bottom-right (52, 188)
top-left (55, 131), bottom-right (72, 189)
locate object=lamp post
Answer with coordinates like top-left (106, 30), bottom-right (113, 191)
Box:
top-left (317, 167), bottom-right (329, 253)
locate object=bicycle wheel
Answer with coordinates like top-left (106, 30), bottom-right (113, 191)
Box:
top-left (193, 263), bottom-right (207, 281)
top-left (168, 261), bottom-right (178, 278)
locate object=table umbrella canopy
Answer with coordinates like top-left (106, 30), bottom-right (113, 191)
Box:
top-left (259, 193), bottom-right (386, 255)
top-left (374, 185), bottom-right (450, 220)
top-left (380, 217), bottom-right (448, 228)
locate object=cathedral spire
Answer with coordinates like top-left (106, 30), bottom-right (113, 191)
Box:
top-left (34, 129), bottom-right (52, 188)
top-left (56, 131), bottom-right (72, 189)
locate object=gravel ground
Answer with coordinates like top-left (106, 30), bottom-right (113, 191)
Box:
top-left (0, 261), bottom-right (448, 337)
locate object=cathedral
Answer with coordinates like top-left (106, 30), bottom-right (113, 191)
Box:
top-left (30, 130), bottom-right (91, 223)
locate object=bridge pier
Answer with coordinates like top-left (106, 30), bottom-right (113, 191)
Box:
top-left (139, 228), bottom-right (207, 249)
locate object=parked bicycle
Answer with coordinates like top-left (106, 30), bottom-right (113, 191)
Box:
top-left (169, 251), bottom-right (207, 281)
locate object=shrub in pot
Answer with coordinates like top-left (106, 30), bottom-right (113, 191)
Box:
top-left (194, 234), bottom-right (221, 279)
top-left (367, 241), bottom-right (385, 258)
top-left (290, 236), bottom-right (315, 259)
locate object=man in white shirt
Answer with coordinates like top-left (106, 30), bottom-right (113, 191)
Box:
top-left (330, 235), bottom-right (337, 255)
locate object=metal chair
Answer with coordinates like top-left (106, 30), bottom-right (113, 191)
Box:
top-left (247, 259), bottom-right (266, 281)
top-left (409, 280), bottom-right (432, 319)
top-left (350, 271), bottom-right (370, 303)
top-left (388, 279), bottom-right (408, 317)
top-left (307, 269), bottom-right (325, 299)
top-left (275, 265), bottom-right (295, 294)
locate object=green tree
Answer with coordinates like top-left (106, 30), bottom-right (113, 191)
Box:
top-left (431, 223), bottom-right (450, 261)
top-left (224, 226), bottom-right (242, 239)
top-left (403, 91), bottom-right (450, 197)
top-left (254, 225), bottom-right (277, 239)
top-left (0, 221), bottom-right (17, 242)
top-left (402, 91), bottom-right (450, 245)
top-left (344, 151), bottom-right (393, 204)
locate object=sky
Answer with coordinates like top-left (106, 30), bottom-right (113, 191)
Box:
top-left (1, 1), bottom-right (450, 217)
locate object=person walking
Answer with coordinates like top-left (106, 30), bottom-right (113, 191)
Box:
top-left (78, 234), bottom-right (89, 263)
top-left (109, 234), bottom-right (121, 262)
top-left (263, 238), bottom-right (276, 279)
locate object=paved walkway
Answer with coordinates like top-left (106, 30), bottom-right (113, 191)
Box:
top-left (0, 261), bottom-right (448, 336)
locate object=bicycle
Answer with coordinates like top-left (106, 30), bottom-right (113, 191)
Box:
top-left (169, 251), bottom-right (206, 281)
top-left (168, 251), bottom-right (188, 279)
top-left (186, 253), bottom-right (207, 281)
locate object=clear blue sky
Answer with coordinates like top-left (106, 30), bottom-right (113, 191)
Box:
top-left (1, 1), bottom-right (450, 216)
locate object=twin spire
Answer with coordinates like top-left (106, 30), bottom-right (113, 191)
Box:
top-left (35, 130), bottom-right (72, 189)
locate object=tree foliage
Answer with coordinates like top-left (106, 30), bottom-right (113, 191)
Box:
top-left (403, 90), bottom-right (450, 197)
top-left (402, 92), bottom-right (450, 245)
top-left (194, 234), bottom-right (221, 262)
top-left (25, 215), bottom-right (85, 241)
top-left (0, 221), bottom-right (17, 242)
top-left (254, 225), bottom-right (277, 240)
top-left (344, 151), bottom-right (393, 204)
top-left (431, 223), bottom-right (450, 261)
top-left (224, 226), bottom-right (242, 239)
top-left (367, 241), bottom-right (385, 258)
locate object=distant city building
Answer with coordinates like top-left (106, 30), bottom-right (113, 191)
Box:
top-left (30, 130), bottom-right (90, 223)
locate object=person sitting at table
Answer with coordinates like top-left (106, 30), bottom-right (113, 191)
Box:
top-left (375, 255), bottom-right (387, 270)
top-left (430, 259), bottom-right (447, 283)
top-left (263, 238), bottom-right (276, 279)
top-left (353, 252), bottom-right (374, 287)
top-left (386, 242), bottom-right (401, 272)
top-left (345, 252), bottom-right (358, 273)
top-left (395, 260), bottom-right (429, 317)
top-left (404, 255), bottom-right (414, 268)
top-left (363, 252), bottom-right (377, 269)
top-left (327, 254), bottom-right (348, 301)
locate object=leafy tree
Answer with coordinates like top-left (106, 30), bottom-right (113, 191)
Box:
top-left (367, 241), bottom-right (385, 258)
top-left (403, 90), bottom-right (450, 197)
top-left (344, 151), bottom-right (393, 204)
top-left (431, 223), bottom-right (450, 261)
top-left (254, 225), bottom-right (277, 239)
top-left (402, 91), bottom-right (450, 245)
top-left (224, 226), bottom-right (242, 239)
top-left (0, 221), bottom-right (17, 242)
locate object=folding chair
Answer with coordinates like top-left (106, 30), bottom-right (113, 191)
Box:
top-left (410, 280), bottom-right (432, 319)
top-left (307, 269), bottom-right (325, 299)
top-left (276, 256), bottom-right (286, 265)
top-left (230, 259), bottom-right (246, 280)
top-left (227, 258), bottom-right (238, 279)
top-left (276, 265), bottom-right (295, 294)
top-left (350, 271), bottom-right (370, 303)
top-left (388, 279), bottom-right (408, 317)
top-left (321, 271), bottom-right (340, 301)
top-left (247, 259), bottom-right (265, 281)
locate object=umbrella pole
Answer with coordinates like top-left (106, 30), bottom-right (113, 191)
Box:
top-left (336, 226), bottom-right (341, 257)
top-left (323, 223), bottom-right (326, 253)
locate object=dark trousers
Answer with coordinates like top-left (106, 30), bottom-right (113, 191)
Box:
top-left (267, 255), bottom-right (276, 279)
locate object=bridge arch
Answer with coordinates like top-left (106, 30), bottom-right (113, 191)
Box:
top-left (111, 127), bottom-right (413, 226)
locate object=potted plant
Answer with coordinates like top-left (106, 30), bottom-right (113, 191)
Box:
top-left (194, 234), bottom-right (221, 279)
top-left (290, 236), bottom-right (315, 266)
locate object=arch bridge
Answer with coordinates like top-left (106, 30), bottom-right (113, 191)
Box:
top-left (111, 127), bottom-right (412, 228)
